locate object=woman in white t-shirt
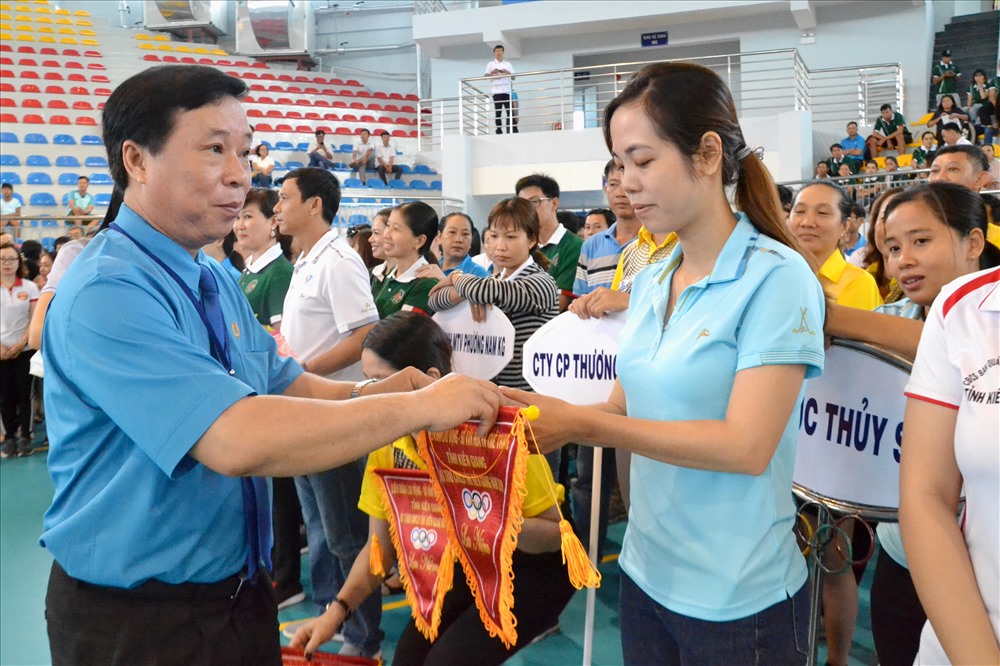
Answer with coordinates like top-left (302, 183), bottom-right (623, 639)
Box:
top-left (0, 242), bottom-right (40, 457)
top-left (250, 144), bottom-right (275, 188)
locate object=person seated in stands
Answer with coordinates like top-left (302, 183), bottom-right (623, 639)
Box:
top-left (912, 131), bottom-right (938, 169)
top-left (884, 155), bottom-right (909, 184)
top-left (940, 122), bottom-right (972, 147)
top-left (841, 121), bottom-right (866, 167)
top-left (307, 129), bottom-right (336, 170)
top-left (251, 144), bottom-right (275, 188)
top-left (375, 131), bottom-right (402, 185)
top-left (968, 69), bottom-right (995, 132)
top-left (868, 103), bottom-right (910, 157)
top-left (826, 143), bottom-right (857, 175)
top-left (0, 183), bottom-right (21, 224)
top-left (928, 94), bottom-right (970, 146)
top-left (841, 203), bottom-right (867, 260)
top-left (67, 176), bottom-right (95, 224)
top-left (837, 162), bottom-right (859, 200)
top-left (350, 129), bottom-right (377, 186)
top-left (814, 161), bottom-right (831, 179)
top-left (857, 159), bottom-right (883, 207)
top-left (52, 235), bottom-right (71, 255)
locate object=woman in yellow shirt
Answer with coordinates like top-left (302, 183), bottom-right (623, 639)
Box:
top-left (291, 312), bottom-right (575, 664)
top-left (790, 181), bottom-right (883, 309)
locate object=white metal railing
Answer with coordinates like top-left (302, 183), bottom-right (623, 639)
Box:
top-left (778, 168), bottom-right (930, 208)
top-left (424, 49), bottom-right (902, 141)
top-left (417, 96), bottom-right (462, 152)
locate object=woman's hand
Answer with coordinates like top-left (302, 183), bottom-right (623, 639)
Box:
top-left (498, 387), bottom-right (579, 453)
top-left (289, 603), bottom-right (349, 660)
top-left (428, 272), bottom-right (456, 296)
top-left (471, 302), bottom-right (492, 323)
top-left (415, 263), bottom-right (447, 282)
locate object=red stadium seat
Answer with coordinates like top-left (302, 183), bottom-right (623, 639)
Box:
top-left (294, 75), bottom-right (308, 83)
top-left (17, 46), bottom-right (36, 54)
top-left (322, 113), bottom-right (339, 122)
top-left (180, 56), bottom-right (196, 64)
top-left (408, 129), bottom-right (417, 137)
top-left (304, 87), bottom-right (319, 94)
top-left (253, 122), bottom-right (273, 132)
top-left (0, 98), bottom-right (13, 107)
top-left (316, 125), bottom-right (332, 134)
top-left (383, 103), bottom-right (399, 112)
top-left (21, 70), bottom-right (40, 79)
top-left (404, 94), bottom-right (419, 101)
top-left (18, 58), bottom-right (37, 67)
top-left (0, 57), bottom-right (11, 66)
top-left (373, 92), bottom-right (388, 100)
top-left (286, 110), bottom-right (303, 120)
top-left (329, 78), bottom-right (344, 86)
top-left (47, 99), bottom-right (68, 108)
top-left (359, 115), bottom-right (375, 123)
top-left (391, 129), bottom-right (406, 137)
top-left (314, 100), bottom-right (329, 108)
top-left (368, 102), bottom-right (383, 112)
top-left (304, 112), bottom-right (320, 120)
top-left (377, 115), bottom-right (392, 124)
top-left (50, 114), bottom-right (70, 124)
top-left (295, 125), bottom-right (312, 133)
top-left (287, 85), bottom-right (301, 93)
top-left (23, 113), bottom-right (44, 123)
top-left (69, 85), bottom-right (87, 95)
top-left (356, 91), bottom-right (371, 98)
top-left (246, 109), bottom-right (263, 118)
top-left (0, 83), bottom-right (14, 92)
top-left (274, 123), bottom-right (293, 132)
top-left (339, 89), bottom-right (355, 97)
top-left (257, 95), bottom-right (274, 104)
top-left (277, 74), bottom-right (292, 82)
top-left (72, 100), bottom-right (92, 110)
top-left (265, 109), bottom-right (282, 118)
top-left (0, 45), bottom-right (12, 53)
top-left (349, 102), bottom-right (364, 110)
top-left (162, 55), bottom-right (178, 63)
top-left (251, 62), bottom-right (267, 69)
top-left (143, 54), bottom-right (160, 62)
top-left (43, 71), bottom-right (63, 80)
top-left (294, 99), bottom-right (310, 106)
top-left (43, 84), bottom-right (63, 94)
top-left (75, 116), bottom-right (96, 125)
top-left (40, 47), bottom-right (59, 55)
top-left (83, 50), bottom-right (100, 58)
top-left (62, 48), bottom-right (80, 57)
top-left (248, 84), bottom-right (265, 92)
top-left (21, 98), bottom-right (42, 108)
top-left (342, 114), bottom-right (358, 122)
top-left (242, 71), bottom-right (258, 79)
top-left (86, 62), bottom-right (104, 70)
top-left (276, 97), bottom-right (293, 106)
top-left (345, 79), bottom-right (361, 87)
top-left (321, 88), bottom-right (337, 96)
top-left (198, 58), bottom-right (212, 65)
top-left (67, 73), bottom-right (85, 82)
top-left (332, 101), bottom-right (347, 109)
top-left (216, 59), bottom-right (232, 66)
top-left (401, 105), bottom-right (416, 114)
top-left (0, 113), bottom-right (16, 123)
top-left (64, 60), bottom-right (82, 69)
top-left (90, 74), bottom-right (108, 83)
top-left (334, 127), bottom-right (351, 135)
top-left (259, 73), bottom-right (275, 80)
top-left (94, 87), bottom-right (111, 96)
top-left (40, 59), bottom-right (59, 67)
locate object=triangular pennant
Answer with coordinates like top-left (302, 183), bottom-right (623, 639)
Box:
top-left (372, 468), bottom-right (455, 642)
top-left (417, 406), bottom-right (530, 648)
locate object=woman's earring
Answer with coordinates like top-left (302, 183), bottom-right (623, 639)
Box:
top-left (271, 227), bottom-right (277, 238)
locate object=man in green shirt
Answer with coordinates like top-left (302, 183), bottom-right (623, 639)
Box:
top-left (515, 173), bottom-right (581, 312)
top-left (825, 144), bottom-right (858, 176)
top-left (932, 49), bottom-right (961, 107)
top-left (868, 103), bottom-right (910, 157)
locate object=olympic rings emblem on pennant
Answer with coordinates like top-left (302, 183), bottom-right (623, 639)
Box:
top-left (409, 527), bottom-right (438, 551)
top-left (461, 488), bottom-right (492, 522)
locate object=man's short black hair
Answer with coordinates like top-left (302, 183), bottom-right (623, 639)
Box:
top-left (941, 122), bottom-right (962, 134)
top-left (932, 145), bottom-right (990, 172)
top-left (102, 65), bottom-right (247, 191)
top-left (850, 203), bottom-right (866, 218)
top-left (880, 103), bottom-right (892, 112)
top-left (586, 208), bottom-right (616, 227)
top-left (380, 131), bottom-right (390, 137)
top-left (494, 45), bottom-right (504, 51)
top-left (829, 143), bottom-right (843, 152)
top-left (78, 175), bottom-right (89, 182)
top-left (360, 128), bottom-right (370, 135)
top-left (315, 129), bottom-right (325, 136)
top-left (283, 167), bottom-right (342, 224)
top-left (515, 173), bottom-right (560, 200)
top-left (846, 121), bottom-right (858, 128)
top-left (1, 183), bottom-right (11, 190)
top-left (603, 158), bottom-right (618, 182)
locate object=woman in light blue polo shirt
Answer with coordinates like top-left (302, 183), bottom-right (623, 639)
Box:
top-left (505, 62), bottom-right (825, 665)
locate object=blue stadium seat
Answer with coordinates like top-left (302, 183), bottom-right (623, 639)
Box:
top-left (0, 132), bottom-right (19, 143)
top-left (62, 193), bottom-right (71, 206)
top-left (0, 173), bottom-right (22, 185)
top-left (30, 193), bottom-right (58, 206)
top-left (53, 133), bottom-right (77, 145)
top-left (85, 156), bottom-right (109, 168)
top-left (26, 155), bottom-right (51, 167)
top-left (80, 135), bottom-right (102, 145)
top-left (409, 179), bottom-right (429, 190)
top-left (0, 154), bottom-right (19, 166)
top-left (334, 215), bottom-right (347, 227)
top-left (339, 144), bottom-right (352, 152)
top-left (94, 193), bottom-right (112, 206)
top-left (356, 197), bottom-right (376, 204)
top-left (343, 177), bottom-right (363, 188)
top-left (274, 141), bottom-right (294, 151)
top-left (389, 179), bottom-right (408, 189)
top-left (55, 156), bottom-right (80, 167)
top-left (333, 162), bottom-right (349, 170)
top-left (41, 237), bottom-right (56, 252)
top-left (27, 172), bottom-right (53, 185)
top-left (295, 142), bottom-right (309, 152)
top-left (412, 164), bottom-right (434, 175)
top-left (398, 164), bottom-right (412, 174)
top-left (25, 133), bottom-right (49, 144)
top-left (89, 173), bottom-right (112, 184)
top-left (367, 180), bottom-right (387, 190)
top-left (284, 161), bottom-right (304, 169)
top-left (430, 180), bottom-right (441, 190)
top-left (58, 173), bottom-right (80, 185)
top-left (348, 214), bottom-right (369, 226)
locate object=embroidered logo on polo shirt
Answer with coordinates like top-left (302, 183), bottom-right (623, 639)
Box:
top-left (391, 290), bottom-right (404, 304)
top-left (696, 328), bottom-right (710, 339)
top-left (792, 307), bottom-right (816, 335)
top-left (16, 292), bottom-right (27, 301)
top-left (245, 279), bottom-right (258, 293)
top-left (232, 322), bottom-right (241, 339)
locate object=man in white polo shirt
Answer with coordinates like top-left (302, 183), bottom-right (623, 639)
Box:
top-left (374, 131), bottom-right (402, 185)
top-left (485, 44), bottom-right (517, 134)
top-left (275, 167), bottom-right (383, 660)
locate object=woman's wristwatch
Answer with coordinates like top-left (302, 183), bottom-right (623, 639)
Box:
top-left (351, 377), bottom-right (379, 399)
top-left (326, 597), bottom-right (353, 620)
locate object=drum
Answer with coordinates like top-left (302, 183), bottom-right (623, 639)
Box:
top-left (792, 339), bottom-right (911, 521)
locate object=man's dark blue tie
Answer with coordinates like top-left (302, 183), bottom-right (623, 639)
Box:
top-left (199, 265), bottom-right (273, 580)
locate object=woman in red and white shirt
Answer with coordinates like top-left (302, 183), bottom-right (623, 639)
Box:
top-left (0, 242), bottom-right (39, 457)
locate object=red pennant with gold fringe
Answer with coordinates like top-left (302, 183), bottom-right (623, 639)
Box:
top-left (371, 468), bottom-right (455, 642)
top-left (416, 405), bottom-right (530, 648)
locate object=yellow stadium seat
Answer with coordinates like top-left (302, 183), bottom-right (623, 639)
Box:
top-left (58, 36), bottom-right (77, 44)
top-left (15, 23), bottom-right (30, 31)
top-left (194, 47), bottom-right (210, 55)
top-left (896, 154), bottom-right (912, 168)
top-left (0, 4), bottom-right (10, 10)
top-left (874, 156), bottom-right (886, 169)
top-left (138, 42), bottom-right (154, 50)
top-left (73, 9), bottom-right (89, 17)
top-left (151, 34), bottom-right (169, 42)
top-left (0, 31), bottom-right (10, 40)
top-left (36, 25), bottom-right (52, 33)
top-left (37, 34), bottom-right (53, 42)
top-left (57, 26), bottom-right (74, 34)
top-left (35, 6), bottom-right (49, 13)
top-left (54, 16), bottom-right (68, 24)
top-left (35, 15), bottom-right (50, 23)
top-left (80, 38), bottom-right (97, 46)
top-left (75, 18), bottom-right (92, 26)
top-left (175, 44), bottom-right (192, 53)
top-left (155, 43), bottom-right (173, 51)
top-left (53, 8), bottom-right (69, 16)
top-left (14, 4), bottom-right (30, 11)
top-left (78, 29), bottom-right (94, 36)
top-left (212, 49), bottom-right (227, 56)
top-left (913, 112), bottom-right (934, 126)
top-left (0, 12), bottom-right (9, 19)
top-left (15, 33), bottom-right (32, 40)
top-left (14, 12), bottom-right (29, 20)
top-left (135, 33), bottom-right (151, 40)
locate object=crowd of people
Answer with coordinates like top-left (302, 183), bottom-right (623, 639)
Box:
top-left (0, 54), bottom-right (997, 666)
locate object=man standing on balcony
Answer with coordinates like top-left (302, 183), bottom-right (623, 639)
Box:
top-left (932, 49), bottom-right (961, 109)
top-left (486, 45), bottom-right (517, 134)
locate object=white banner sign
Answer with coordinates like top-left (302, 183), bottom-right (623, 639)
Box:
top-left (794, 341), bottom-right (911, 516)
top-left (522, 311), bottom-right (625, 405)
top-left (432, 303), bottom-right (515, 380)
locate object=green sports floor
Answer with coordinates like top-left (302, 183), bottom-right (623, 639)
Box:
top-left (1, 436), bottom-right (879, 665)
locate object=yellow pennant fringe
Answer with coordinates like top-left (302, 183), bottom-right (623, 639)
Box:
top-left (369, 533), bottom-right (387, 579)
